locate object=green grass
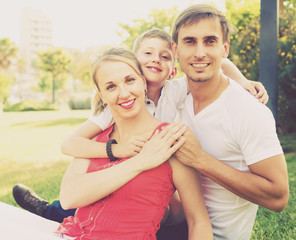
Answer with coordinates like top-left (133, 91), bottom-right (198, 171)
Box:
top-left (0, 110), bottom-right (295, 239)
top-left (0, 110), bottom-right (89, 205)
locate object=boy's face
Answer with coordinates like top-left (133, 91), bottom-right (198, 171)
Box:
top-left (135, 37), bottom-right (174, 85)
top-left (172, 18), bottom-right (229, 84)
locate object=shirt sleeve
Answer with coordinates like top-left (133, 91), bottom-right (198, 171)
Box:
top-left (88, 106), bottom-right (114, 131)
top-left (234, 103), bottom-right (283, 165)
top-left (166, 76), bottom-right (188, 109)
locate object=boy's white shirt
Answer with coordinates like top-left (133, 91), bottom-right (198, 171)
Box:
top-left (88, 76), bottom-right (188, 129)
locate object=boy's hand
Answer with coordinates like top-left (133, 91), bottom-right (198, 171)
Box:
top-left (113, 136), bottom-right (147, 158)
top-left (242, 80), bottom-right (269, 105)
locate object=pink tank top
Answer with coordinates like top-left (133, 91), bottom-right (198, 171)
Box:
top-left (57, 123), bottom-right (175, 240)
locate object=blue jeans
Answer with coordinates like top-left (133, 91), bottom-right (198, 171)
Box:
top-left (45, 200), bottom-right (76, 223)
top-left (45, 200), bottom-right (188, 240)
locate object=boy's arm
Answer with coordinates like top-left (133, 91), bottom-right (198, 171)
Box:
top-left (221, 58), bottom-right (269, 104)
top-left (61, 120), bottom-right (107, 158)
top-left (61, 120), bottom-right (146, 159)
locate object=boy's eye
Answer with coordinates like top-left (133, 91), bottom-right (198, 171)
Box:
top-left (161, 55), bottom-right (169, 60)
top-left (144, 51), bottom-right (152, 55)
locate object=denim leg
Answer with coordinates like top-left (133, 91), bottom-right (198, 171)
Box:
top-left (156, 221), bottom-right (188, 240)
top-left (45, 200), bottom-right (76, 223)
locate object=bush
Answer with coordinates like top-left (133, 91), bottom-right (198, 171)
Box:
top-left (4, 100), bottom-right (55, 112)
top-left (228, 5), bottom-right (296, 133)
top-left (68, 97), bottom-right (91, 110)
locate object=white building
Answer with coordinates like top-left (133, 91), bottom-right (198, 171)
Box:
top-left (20, 7), bottom-right (53, 73)
top-left (9, 7), bottom-right (53, 103)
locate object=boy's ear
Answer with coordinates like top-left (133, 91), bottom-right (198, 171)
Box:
top-left (171, 41), bottom-right (178, 59)
top-left (168, 67), bottom-right (177, 80)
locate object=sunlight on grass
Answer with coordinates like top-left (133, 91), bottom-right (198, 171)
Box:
top-left (0, 110), bottom-right (90, 205)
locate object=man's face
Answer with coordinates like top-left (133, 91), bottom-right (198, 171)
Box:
top-left (172, 17), bottom-right (229, 83)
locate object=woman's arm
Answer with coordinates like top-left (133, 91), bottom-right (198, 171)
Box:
top-left (60, 122), bottom-right (187, 209)
top-left (169, 157), bottom-right (213, 240)
top-left (221, 58), bottom-right (269, 104)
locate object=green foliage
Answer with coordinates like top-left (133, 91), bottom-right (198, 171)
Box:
top-left (0, 72), bottom-right (13, 103)
top-left (34, 48), bottom-right (72, 104)
top-left (117, 6), bottom-right (179, 50)
top-left (0, 38), bottom-right (18, 70)
top-left (277, 6), bottom-right (296, 133)
top-left (227, 0), bottom-right (296, 133)
top-left (4, 99), bottom-right (55, 112)
top-left (68, 97), bottom-right (91, 110)
top-left (68, 49), bottom-right (92, 91)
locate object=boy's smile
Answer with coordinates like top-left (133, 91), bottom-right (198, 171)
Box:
top-left (136, 37), bottom-right (174, 86)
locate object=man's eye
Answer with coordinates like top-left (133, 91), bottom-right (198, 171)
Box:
top-left (206, 39), bottom-right (216, 44)
top-left (185, 40), bottom-right (194, 45)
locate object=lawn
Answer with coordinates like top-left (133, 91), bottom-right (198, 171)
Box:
top-left (0, 110), bottom-right (295, 239)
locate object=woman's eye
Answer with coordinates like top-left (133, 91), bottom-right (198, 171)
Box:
top-left (127, 78), bottom-right (135, 83)
top-left (106, 84), bottom-right (115, 90)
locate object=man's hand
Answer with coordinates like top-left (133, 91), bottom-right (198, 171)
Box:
top-left (174, 128), bottom-right (206, 169)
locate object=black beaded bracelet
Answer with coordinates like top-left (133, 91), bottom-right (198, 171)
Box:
top-left (106, 139), bottom-right (119, 162)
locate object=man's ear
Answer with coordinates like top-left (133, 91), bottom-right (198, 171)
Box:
top-left (168, 67), bottom-right (177, 80)
top-left (171, 41), bottom-right (178, 59)
top-left (223, 40), bottom-right (230, 58)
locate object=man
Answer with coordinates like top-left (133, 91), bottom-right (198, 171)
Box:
top-left (171, 4), bottom-right (289, 239)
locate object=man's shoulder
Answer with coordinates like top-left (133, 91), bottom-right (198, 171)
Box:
top-left (222, 79), bottom-right (273, 119)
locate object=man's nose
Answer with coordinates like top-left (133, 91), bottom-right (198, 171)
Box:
top-left (194, 44), bottom-right (206, 58)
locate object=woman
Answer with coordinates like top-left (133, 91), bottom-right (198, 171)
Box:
top-left (0, 47), bottom-right (212, 240)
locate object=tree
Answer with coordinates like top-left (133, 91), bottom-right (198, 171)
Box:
top-left (69, 49), bottom-right (92, 91)
top-left (0, 72), bottom-right (13, 111)
top-left (35, 48), bottom-right (72, 104)
top-left (0, 38), bottom-right (18, 70)
top-left (117, 6), bottom-right (179, 50)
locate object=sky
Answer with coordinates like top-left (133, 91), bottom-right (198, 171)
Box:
top-left (0, 0), bottom-right (226, 50)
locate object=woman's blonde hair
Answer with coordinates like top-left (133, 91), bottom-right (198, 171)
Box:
top-left (91, 47), bottom-right (144, 115)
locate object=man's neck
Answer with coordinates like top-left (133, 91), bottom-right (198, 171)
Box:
top-left (188, 73), bottom-right (229, 115)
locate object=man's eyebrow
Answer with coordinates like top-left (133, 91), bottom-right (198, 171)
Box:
top-left (182, 36), bottom-right (196, 41)
top-left (205, 35), bottom-right (219, 40)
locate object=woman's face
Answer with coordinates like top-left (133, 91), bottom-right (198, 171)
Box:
top-left (96, 60), bottom-right (146, 119)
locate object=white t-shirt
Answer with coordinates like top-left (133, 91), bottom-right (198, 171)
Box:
top-left (181, 79), bottom-right (283, 240)
top-left (89, 76), bottom-right (188, 128)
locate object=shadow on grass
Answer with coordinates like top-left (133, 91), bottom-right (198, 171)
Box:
top-left (11, 118), bottom-right (87, 128)
top-left (0, 159), bottom-right (70, 206)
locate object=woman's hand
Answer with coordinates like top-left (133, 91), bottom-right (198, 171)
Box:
top-left (136, 122), bottom-right (187, 171)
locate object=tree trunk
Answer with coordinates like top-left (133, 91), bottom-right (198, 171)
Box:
top-left (52, 78), bottom-right (55, 104)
